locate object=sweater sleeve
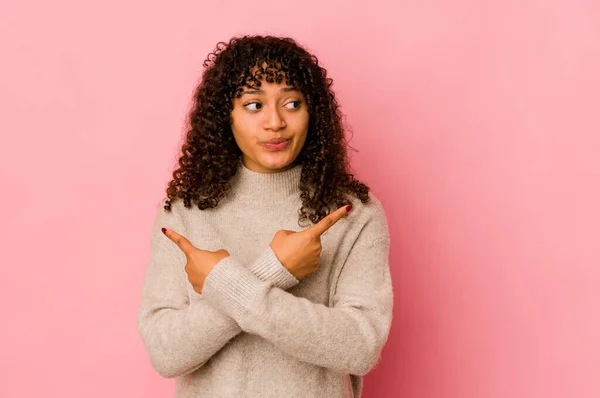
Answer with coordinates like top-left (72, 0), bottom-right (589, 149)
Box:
top-left (201, 232), bottom-right (393, 376)
top-left (137, 204), bottom-right (299, 378)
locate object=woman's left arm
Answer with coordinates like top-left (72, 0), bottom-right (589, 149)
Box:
top-left (201, 234), bottom-right (393, 376)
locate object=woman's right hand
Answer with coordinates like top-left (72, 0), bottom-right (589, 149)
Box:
top-left (269, 205), bottom-right (352, 280)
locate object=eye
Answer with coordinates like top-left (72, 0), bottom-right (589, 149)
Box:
top-left (284, 100), bottom-right (301, 110)
top-left (244, 102), bottom-right (262, 111)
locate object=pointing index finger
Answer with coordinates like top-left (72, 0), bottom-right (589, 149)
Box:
top-left (309, 205), bottom-right (352, 237)
top-left (162, 227), bottom-right (195, 255)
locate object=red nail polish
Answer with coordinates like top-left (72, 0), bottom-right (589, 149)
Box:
top-left (346, 205), bottom-right (353, 212)
top-left (161, 228), bottom-right (166, 234)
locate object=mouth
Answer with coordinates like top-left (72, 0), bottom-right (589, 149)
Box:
top-left (261, 138), bottom-right (291, 151)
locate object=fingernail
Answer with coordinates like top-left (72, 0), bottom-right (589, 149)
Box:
top-left (161, 228), bottom-right (167, 234)
top-left (346, 205), bottom-right (353, 212)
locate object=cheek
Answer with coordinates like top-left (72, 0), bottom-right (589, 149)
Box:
top-left (295, 132), bottom-right (308, 151)
top-left (231, 114), bottom-right (257, 148)
top-left (299, 110), bottom-right (310, 128)
top-left (294, 113), bottom-right (310, 140)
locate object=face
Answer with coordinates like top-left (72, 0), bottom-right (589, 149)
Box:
top-left (230, 80), bottom-right (309, 173)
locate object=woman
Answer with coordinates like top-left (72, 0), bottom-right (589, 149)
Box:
top-left (137, 35), bottom-right (393, 397)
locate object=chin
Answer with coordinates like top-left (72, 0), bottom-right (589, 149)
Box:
top-left (264, 161), bottom-right (291, 171)
top-left (260, 155), bottom-right (295, 171)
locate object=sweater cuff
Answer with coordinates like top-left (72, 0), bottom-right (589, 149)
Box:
top-left (248, 246), bottom-right (299, 290)
top-left (202, 256), bottom-right (267, 324)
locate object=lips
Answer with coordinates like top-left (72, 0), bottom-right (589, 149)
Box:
top-left (264, 138), bottom-right (289, 144)
top-left (261, 138), bottom-right (291, 151)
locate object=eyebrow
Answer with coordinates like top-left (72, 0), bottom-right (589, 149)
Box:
top-left (240, 87), bottom-right (299, 96)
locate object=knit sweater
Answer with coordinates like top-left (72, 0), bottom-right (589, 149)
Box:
top-left (137, 161), bottom-right (393, 397)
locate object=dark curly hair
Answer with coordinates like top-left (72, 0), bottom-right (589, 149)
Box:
top-left (163, 34), bottom-right (370, 225)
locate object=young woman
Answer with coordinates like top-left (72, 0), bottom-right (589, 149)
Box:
top-left (137, 35), bottom-right (393, 397)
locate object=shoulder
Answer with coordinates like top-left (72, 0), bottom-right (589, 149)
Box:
top-left (151, 197), bottom-right (198, 232)
top-left (345, 191), bottom-right (390, 243)
top-left (349, 191), bottom-right (387, 222)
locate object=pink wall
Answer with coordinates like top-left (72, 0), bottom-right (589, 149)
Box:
top-left (1, 0), bottom-right (599, 397)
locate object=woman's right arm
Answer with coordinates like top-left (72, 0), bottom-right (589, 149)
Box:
top-left (137, 203), bottom-right (298, 378)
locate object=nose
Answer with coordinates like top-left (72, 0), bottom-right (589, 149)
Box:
top-left (263, 106), bottom-right (287, 131)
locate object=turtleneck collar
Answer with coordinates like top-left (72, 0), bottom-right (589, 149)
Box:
top-left (229, 159), bottom-right (303, 200)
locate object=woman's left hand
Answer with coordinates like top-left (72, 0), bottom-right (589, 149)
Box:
top-left (162, 227), bottom-right (230, 293)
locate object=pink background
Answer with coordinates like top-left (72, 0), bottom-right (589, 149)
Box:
top-left (1, 0), bottom-right (599, 397)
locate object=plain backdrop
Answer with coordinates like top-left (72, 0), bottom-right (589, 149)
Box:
top-left (1, 0), bottom-right (599, 397)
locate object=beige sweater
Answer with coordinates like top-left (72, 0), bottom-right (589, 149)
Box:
top-left (137, 161), bottom-right (393, 397)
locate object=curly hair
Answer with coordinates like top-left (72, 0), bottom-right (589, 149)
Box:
top-left (163, 35), bottom-right (370, 225)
